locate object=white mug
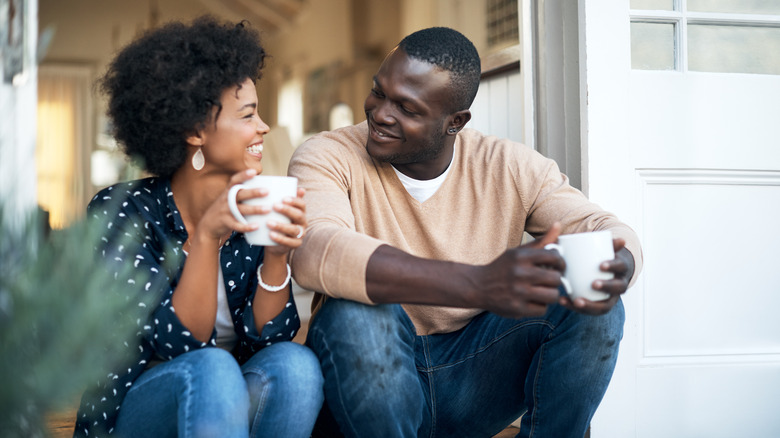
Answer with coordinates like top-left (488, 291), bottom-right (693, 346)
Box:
top-left (544, 230), bottom-right (615, 301)
top-left (227, 175), bottom-right (298, 246)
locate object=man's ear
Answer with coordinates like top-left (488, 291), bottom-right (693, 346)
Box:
top-left (448, 110), bottom-right (471, 134)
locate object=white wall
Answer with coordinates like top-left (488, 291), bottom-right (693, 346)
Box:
top-left (1, 0), bottom-right (38, 228)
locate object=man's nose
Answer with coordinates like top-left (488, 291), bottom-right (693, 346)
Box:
top-left (371, 99), bottom-right (395, 125)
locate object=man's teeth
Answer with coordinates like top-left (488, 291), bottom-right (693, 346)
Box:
top-left (247, 144), bottom-right (263, 154)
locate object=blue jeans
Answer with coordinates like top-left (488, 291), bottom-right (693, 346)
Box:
top-left (306, 299), bottom-right (624, 438)
top-left (115, 342), bottom-right (324, 438)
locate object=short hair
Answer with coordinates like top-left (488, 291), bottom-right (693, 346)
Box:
top-left (398, 27), bottom-right (481, 113)
top-left (99, 16), bottom-right (266, 178)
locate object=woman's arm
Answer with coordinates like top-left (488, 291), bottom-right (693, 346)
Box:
top-left (250, 187), bottom-right (307, 331)
top-left (170, 230), bottom-right (222, 342)
top-left (88, 180), bottom-right (212, 360)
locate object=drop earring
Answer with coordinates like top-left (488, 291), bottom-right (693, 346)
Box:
top-left (192, 147), bottom-right (205, 171)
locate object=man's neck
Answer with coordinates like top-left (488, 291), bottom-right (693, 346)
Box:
top-left (391, 141), bottom-right (455, 180)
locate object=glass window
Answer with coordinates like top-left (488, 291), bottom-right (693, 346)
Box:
top-left (688, 24), bottom-right (780, 74)
top-left (631, 0), bottom-right (675, 11)
top-left (631, 22), bottom-right (676, 70)
top-left (487, 0), bottom-right (519, 48)
top-left (688, 0), bottom-right (780, 15)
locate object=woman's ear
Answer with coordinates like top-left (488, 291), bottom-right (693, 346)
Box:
top-left (185, 129), bottom-right (206, 147)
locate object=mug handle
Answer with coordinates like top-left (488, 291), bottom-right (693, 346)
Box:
top-left (227, 184), bottom-right (248, 224)
top-left (543, 242), bottom-right (563, 254)
top-left (544, 243), bottom-right (572, 295)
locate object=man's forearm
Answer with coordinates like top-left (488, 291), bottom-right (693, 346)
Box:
top-left (365, 244), bottom-right (479, 307)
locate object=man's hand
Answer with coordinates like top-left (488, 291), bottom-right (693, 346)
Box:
top-left (366, 224), bottom-right (635, 319)
top-left (558, 238), bottom-right (635, 315)
top-left (472, 223), bottom-right (566, 318)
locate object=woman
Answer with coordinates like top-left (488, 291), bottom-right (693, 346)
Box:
top-left (74, 16), bottom-right (323, 438)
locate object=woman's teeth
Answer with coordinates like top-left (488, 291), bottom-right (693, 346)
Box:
top-left (247, 144), bottom-right (263, 154)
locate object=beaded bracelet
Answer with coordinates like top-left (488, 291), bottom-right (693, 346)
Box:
top-left (257, 263), bottom-right (291, 292)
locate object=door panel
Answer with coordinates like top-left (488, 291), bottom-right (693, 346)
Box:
top-left (581, 1), bottom-right (780, 436)
top-left (636, 363), bottom-right (780, 437)
top-left (640, 170), bottom-right (780, 356)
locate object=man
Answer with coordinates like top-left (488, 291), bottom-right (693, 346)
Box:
top-left (289, 27), bottom-right (642, 438)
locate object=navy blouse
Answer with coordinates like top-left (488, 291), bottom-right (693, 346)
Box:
top-left (74, 177), bottom-right (300, 437)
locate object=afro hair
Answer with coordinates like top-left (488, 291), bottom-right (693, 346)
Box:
top-left (99, 16), bottom-right (266, 178)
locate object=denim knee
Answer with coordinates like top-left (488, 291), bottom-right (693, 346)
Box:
top-left (186, 348), bottom-right (249, 405)
top-left (584, 298), bottom-right (625, 346)
top-left (241, 342), bottom-right (323, 437)
top-left (244, 341), bottom-right (324, 396)
top-left (180, 348), bottom-right (250, 436)
top-left (307, 299), bottom-right (424, 434)
top-left (564, 299), bottom-right (625, 368)
top-left (307, 299), bottom-right (415, 368)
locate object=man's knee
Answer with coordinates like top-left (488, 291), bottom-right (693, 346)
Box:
top-left (307, 299), bottom-right (420, 408)
top-left (307, 299), bottom-right (413, 358)
top-left (568, 299), bottom-right (625, 369)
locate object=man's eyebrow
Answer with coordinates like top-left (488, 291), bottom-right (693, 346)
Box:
top-left (371, 76), bottom-right (416, 104)
top-left (237, 102), bottom-right (257, 111)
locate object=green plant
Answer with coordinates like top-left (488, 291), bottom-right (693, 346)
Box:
top-left (0, 204), bottom-right (151, 437)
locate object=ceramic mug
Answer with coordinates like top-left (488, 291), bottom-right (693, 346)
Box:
top-left (227, 175), bottom-right (298, 246)
top-left (544, 230), bottom-right (615, 301)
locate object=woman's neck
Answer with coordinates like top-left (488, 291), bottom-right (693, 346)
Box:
top-left (170, 168), bottom-right (230, 232)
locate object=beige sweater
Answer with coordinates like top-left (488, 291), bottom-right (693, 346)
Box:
top-left (289, 122), bottom-right (643, 335)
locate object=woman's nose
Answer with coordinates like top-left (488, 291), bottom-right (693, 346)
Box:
top-left (257, 117), bottom-right (270, 134)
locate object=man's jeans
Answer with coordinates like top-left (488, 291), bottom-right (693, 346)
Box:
top-left (306, 298), bottom-right (624, 438)
top-left (115, 342), bottom-right (324, 438)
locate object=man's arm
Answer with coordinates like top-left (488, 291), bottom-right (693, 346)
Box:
top-left (289, 126), bottom-right (642, 316)
top-left (365, 224), bottom-right (568, 318)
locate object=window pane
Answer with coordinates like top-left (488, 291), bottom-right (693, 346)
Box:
top-left (689, 24), bottom-right (780, 74)
top-left (631, 22), bottom-right (676, 70)
top-left (487, 0), bottom-right (519, 48)
top-left (688, 0), bottom-right (780, 15)
top-left (631, 0), bottom-right (674, 11)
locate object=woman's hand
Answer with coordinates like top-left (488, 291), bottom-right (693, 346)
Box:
top-left (263, 186), bottom-right (307, 257)
top-left (193, 168), bottom-right (307, 257)
top-left (192, 169), bottom-right (263, 246)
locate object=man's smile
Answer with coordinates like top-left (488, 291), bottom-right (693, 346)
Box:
top-left (368, 117), bottom-right (401, 142)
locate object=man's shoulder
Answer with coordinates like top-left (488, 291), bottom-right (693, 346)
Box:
top-left (458, 128), bottom-right (545, 165)
top-left (297, 122), bottom-right (368, 155)
top-left (291, 122), bottom-right (372, 172)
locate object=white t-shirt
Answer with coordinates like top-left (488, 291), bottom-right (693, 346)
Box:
top-left (391, 155), bottom-right (453, 202)
top-left (215, 256), bottom-right (238, 350)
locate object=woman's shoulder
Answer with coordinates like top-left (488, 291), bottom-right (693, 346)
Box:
top-left (88, 177), bottom-right (169, 213)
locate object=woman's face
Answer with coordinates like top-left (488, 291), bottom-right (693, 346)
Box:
top-left (200, 78), bottom-right (269, 175)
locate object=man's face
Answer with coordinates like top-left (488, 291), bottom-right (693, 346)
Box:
top-left (364, 48), bottom-right (454, 178)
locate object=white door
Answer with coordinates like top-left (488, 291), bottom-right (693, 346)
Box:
top-left (579, 1), bottom-right (780, 437)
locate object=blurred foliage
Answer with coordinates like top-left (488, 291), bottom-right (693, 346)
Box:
top-left (0, 203), bottom-right (151, 437)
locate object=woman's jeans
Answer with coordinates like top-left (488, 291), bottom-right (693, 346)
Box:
top-left (306, 299), bottom-right (625, 438)
top-left (115, 342), bottom-right (324, 438)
